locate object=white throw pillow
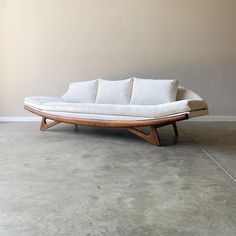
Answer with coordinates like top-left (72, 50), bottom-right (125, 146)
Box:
top-left (95, 78), bottom-right (133, 104)
top-left (130, 78), bottom-right (179, 105)
top-left (65, 80), bottom-right (98, 103)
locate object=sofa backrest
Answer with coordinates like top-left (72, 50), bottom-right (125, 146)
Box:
top-left (96, 79), bottom-right (133, 105)
top-left (63, 78), bottom-right (183, 105)
top-left (176, 86), bottom-right (203, 101)
top-left (63, 80), bottom-right (98, 103)
top-left (130, 78), bottom-right (178, 105)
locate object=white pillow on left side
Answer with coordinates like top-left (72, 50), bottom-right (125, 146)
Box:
top-left (65, 80), bottom-right (98, 103)
top-left (96, 78), bottom-right (133, 104)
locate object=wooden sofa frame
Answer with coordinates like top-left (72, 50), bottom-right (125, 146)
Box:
top-left (24, 105), bottom-right (188, 146)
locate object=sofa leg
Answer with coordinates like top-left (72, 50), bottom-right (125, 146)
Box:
top-left (127, 126), bottom-right (161, 146)
top-left (40, 118), bottom-right (60, 131)
top-left (75, 125), bottom-right (78, 131)
top-left (172, 122), bottom-right (178, 136)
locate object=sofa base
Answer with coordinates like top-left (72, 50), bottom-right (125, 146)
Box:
top-left (40, 117), bottom-right (60, 131)
top-left (24, 105), bottom-right (188, 146)
top-left (127, 126), bottom-right (161, 146)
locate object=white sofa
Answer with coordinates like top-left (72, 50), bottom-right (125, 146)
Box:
top-left (24, 78), bottom-right (208, 146)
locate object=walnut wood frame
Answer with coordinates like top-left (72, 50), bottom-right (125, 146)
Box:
top-left (24, 105), bottom-right (188, 146)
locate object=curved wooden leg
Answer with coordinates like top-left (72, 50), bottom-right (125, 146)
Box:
top-left (127, 126), bottom-right (161, 146)
top-left (173, 122), bottom-right (178, 136)
top-left (40, 118), bottom-right (60, 131)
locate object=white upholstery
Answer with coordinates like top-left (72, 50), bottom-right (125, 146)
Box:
top-left (177, 86), bottom-right (202, 100)
top-left (24, 97), bottom-right (65, 107)
top-left (96, 79), bottom-right (133, 104)
top-left (25, 96), bottom-right (207, 119)
top-left (130, 78), bottom-right (179, 105)
top-left (65, 80), bottom-right (98, 103)
top-left (188, 109), bottom-right (208, 118)
top-left (38, 110), bottom-right (154, 121)
top-left (33, 109), bottom-right (208, 121)
top-left (25, 79), bottom-right (208, 120)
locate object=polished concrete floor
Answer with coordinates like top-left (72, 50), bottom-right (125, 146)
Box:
top-left (0, 122), bottom-right (235, 236)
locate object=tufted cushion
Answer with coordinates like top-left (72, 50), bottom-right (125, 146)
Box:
top-left (130, 78), bottom-right (179, 105)
top-left (95, 78), bottom-right (133, 104)
top-left (65, 80), bottom-right (98, 103)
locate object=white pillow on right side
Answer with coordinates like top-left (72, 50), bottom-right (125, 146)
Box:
top-left (130, 78), bottom-right (179, 105)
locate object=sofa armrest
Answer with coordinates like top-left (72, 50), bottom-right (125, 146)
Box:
top-left (157, 99), bottom-right (208, 115)
top-left (183, 99), bottom-right (208, 111)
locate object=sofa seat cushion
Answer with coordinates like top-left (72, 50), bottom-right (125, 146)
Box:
top-left (130, 78), bottom-right (179, 105)
top-left (96, 79), bottom-right (133, 104)
top-left (40, 111), bottom-right (154, 121)
top-left (64, 80), bottom-right (98, 103)
top-left (25, 97), bottom-right (207, 119)
top-left (24, 97), bottom-right (65, 107)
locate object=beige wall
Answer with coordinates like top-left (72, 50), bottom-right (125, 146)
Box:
top-left (0, 0), bottom-right (236, 116)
